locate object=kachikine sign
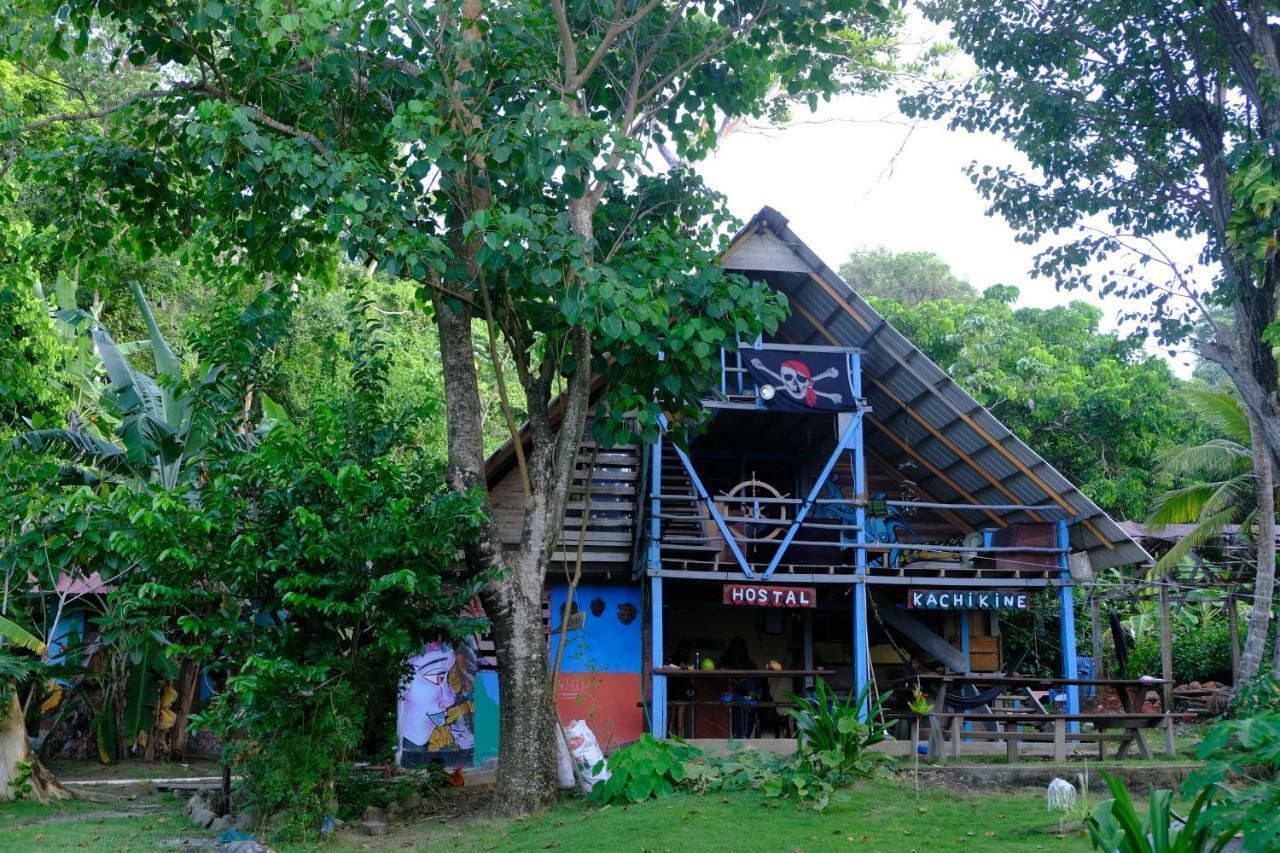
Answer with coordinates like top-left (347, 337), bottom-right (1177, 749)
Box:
top-left (906, 589), bottom-right (1029, 610)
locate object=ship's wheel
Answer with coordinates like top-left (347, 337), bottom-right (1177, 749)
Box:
top-left (722, 478), bottom-right (788, 542)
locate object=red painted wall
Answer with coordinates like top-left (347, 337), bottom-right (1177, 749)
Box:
top-left (555, 671), bottom-right (644, 751)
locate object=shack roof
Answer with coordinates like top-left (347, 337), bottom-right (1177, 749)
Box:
top-left (726, 207), bottom-right (1149, 572)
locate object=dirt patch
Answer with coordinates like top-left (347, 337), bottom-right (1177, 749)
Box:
top-left (326, 787), bottom-right (495, 849)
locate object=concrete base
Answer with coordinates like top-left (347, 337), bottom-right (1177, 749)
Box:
top-left (682, 738), bottom-right (1059, 759)
top-left (685, 738), bottom-right (798, 757)
top-left (915, 763), bottom-right (1202, 792)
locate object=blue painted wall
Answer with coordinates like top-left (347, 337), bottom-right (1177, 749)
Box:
top-left (548, 583), bottom-right (643, 673)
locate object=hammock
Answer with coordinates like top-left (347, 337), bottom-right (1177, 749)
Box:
top-left (939, 647), bottom-right (1032, 710)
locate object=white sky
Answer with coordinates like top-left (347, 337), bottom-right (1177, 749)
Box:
top-left (694, 16), bottom-right (1208, 377)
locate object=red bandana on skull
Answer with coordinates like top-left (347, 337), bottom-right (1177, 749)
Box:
top-left (780, 359), bottom-right (817, 407)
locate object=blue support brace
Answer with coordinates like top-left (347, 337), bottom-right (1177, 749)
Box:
top-left (1057, 519), bottom-right (1081, 731)
top-left (651, 575), bottom-right (667, 738)
top-left (763, 409), bottom-right (864, 579)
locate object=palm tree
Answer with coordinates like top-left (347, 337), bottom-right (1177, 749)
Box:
top-left (1147, 389), bottom-right (1255, 571)
top-left (1147, 387), bottom-right (1276, 685)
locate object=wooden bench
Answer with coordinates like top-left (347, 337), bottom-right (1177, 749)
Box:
top-left (921, 712), bottom-right (1169, 762)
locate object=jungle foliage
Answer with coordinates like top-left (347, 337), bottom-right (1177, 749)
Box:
top-left (0, 0), bottom-right (906, 812)
top-left (870, 287), bottom-right (1206, 522)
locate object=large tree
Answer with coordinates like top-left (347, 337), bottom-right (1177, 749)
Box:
top-left (840, 247), bottom-right (976, 305)
top-left (3, 1), bottom-right (901, 811)
top-left (872, 287), bottom-right (1204, 523)
top-left (903, 0), bottom-right (1280, 685)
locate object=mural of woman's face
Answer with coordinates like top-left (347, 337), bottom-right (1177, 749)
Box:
top-left (399, 645), bottom-right (457, 746)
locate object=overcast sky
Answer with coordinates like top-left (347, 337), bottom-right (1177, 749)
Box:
top-left (693, 15), bottom-right (1208, 376)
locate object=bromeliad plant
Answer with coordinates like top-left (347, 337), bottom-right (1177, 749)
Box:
top-left (785, 678), bottom-right (893, 780)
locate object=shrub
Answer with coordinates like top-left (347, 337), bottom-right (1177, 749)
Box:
top-left (230, 684), bottom-right (362, 842)
top-left (1129, 620), bottom-right (1233, 684)
top-left (1231, 672), bottom-right (1280, 716)
top-left (588, 734), bottom-right (702, 805)
top-left (786, 678), bottom-right (894, 779)
top-left (1184, 712), bottom-right (1280, 850)
top-left (335, 765), bottom-right (449, 821)
top-left (1086, 771), bottom-right (1224, 852)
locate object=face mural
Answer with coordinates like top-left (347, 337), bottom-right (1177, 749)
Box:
top-left (398, 639), bottom-right (477, 768)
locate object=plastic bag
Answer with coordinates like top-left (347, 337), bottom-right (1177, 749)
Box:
top-left (555, 726), bottom-right (576, 789)
top-left (565, 719), bottom-right (610, 792)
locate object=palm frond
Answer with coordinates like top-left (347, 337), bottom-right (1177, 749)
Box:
top-left (1152, 505), bottom-right (1241, 574)
top-left (1147, 482), bottom-right (1221, 528)
top-left (1179, 388), bottom-right (1250, 443)
top-left (1199, 473), bottom-right (1254, 518)
top-left (1158, 439), bottom-right (1252, 479)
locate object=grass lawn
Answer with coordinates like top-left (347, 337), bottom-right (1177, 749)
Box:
top-left (0, 788), bottom-right (200, 852)
top-left (363, 778), bottom-right (1095, 853)
top-left (0, 775), bottom-right (1101, 852)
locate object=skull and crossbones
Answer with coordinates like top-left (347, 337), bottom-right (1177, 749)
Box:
top-left (751, 358), bottom-right (843, 406)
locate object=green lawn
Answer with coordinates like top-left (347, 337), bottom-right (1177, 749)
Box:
top-left (0, 776), bottom-right (1099, 852)
top-left (381, 780), bottom-right (1093, 853)
top-left (0, 789), bottom-right (200, 852)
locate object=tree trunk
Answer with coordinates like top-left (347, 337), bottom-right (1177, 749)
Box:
top-left (481, 562), bottom-right (557, 813)
top-left (0, 693), bottom-right (71, 803)
top-left (433, 275), bottom-right (565, 814)
top-left (1239, 411), bottom-right (1277, 687)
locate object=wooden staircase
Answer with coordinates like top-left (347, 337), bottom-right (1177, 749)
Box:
top-left (655, 445), bottom-right (731, 568)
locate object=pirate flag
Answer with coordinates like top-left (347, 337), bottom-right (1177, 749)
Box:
top-left (745, 349), bottom-right (858, 413)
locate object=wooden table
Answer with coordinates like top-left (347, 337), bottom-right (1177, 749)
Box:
top-left (655, 669), bottom-right (832, 738)
top-left (654, 668), bottom-right (833, 678)
top-left (895, 675), bottom-right (1172, 761)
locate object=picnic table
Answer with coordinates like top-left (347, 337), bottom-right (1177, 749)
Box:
top-left (894, 674), bottom-right (1173, 762)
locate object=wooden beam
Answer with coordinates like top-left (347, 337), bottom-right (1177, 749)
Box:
top-left (873, 383), bottom-right (1047, 522)
top-left (803, 271), bottom-right (1116, 550)
top-left (862, 443), bottom-right (977, 533)
top-left (1158, 582), bottom-right (1176, 757)
top-left (1227, 593), bottom-right (1241, 685)
top-left (1090, 598), bottom-right (1105, 679)
top-left (865, 412), bottom-right (1008, 528)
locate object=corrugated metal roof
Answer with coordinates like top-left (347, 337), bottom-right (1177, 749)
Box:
top-left (724, 207), bottom-right (1151, 572)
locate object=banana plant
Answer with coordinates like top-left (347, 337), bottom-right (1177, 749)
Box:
top-left (11, 281), bottom-right (229, 489)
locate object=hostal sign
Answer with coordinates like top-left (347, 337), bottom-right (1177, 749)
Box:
top-left (907, 589), bottom-right (1029, 611)
top-left (723, 584), bottom-right (816, 609)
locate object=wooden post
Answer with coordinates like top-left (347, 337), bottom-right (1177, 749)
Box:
top-left (1158, 581), bottom-right (1175, 758)
top-left (803, 610), bottom-right (815, 691)
top-left (1090, 597), bottom-right (1105, 679)
top-left (1227, 593), bottom-right (1241, 685)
